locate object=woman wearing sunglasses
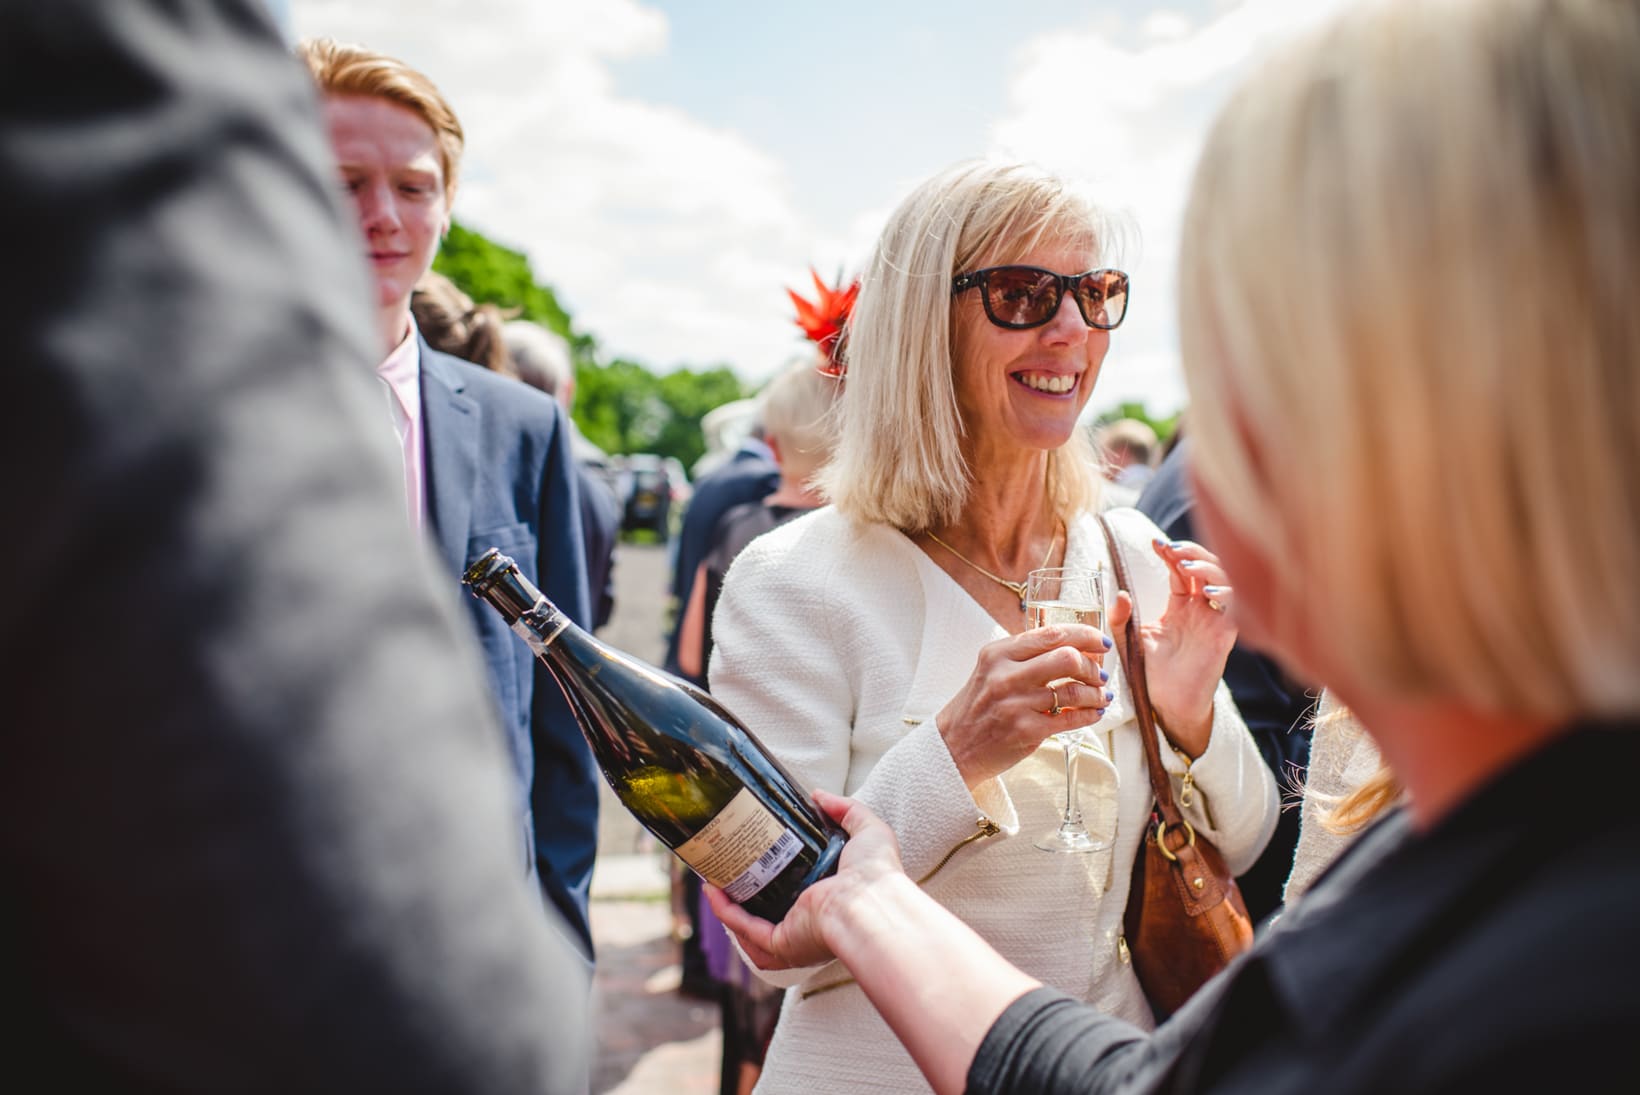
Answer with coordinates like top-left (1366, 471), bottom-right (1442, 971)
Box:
top-left (710, 1), bottom-right (1640, 1092)
top-left (706, 158), bottom-right (1278, 1092)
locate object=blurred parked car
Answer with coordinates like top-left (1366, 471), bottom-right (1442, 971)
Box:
top-left (619, 454), bottom-right (690, 540)
top-left (571, 433), bottom-right (626, 505)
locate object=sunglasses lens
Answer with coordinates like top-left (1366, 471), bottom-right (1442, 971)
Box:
top-left (1074, 271), bottom-right (1128, 329)
top-left (983, 267), bottom-right (1062, 328)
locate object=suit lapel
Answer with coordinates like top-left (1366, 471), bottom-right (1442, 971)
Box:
top-left (419, 341), bottom-right (480, 572)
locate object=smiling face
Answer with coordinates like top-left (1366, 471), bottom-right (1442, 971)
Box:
top-left (950, 242), bottom-right (1111, 459)
top-left (322, 94), bottom-right (450, 345)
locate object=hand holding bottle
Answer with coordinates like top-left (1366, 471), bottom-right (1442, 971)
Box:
top-left (706, 789), bottom-right (904, 971)
top-left (934, 623), bottom-right (1112, 789)
top-left (464, 548), bottom-right (845, 922)
top-left (708, 788), bottom-right (1044, 1095)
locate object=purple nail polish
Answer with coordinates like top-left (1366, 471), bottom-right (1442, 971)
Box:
top-left (1102, 636), bottom-right (1113, 649)
top-left (1099, 668), bottom-right (1109, 683)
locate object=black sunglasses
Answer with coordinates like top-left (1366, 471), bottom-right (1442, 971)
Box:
top-left (951, 265), bottom-right (1129, 331)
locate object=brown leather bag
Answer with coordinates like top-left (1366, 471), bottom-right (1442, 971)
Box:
top-left (1099, 515), bottom-right (1254, 1019)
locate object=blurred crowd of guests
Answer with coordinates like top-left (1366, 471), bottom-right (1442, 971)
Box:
top-left (9, 1), bottom-right (1636, 1094)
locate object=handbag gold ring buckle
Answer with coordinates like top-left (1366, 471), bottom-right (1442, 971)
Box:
top-left (1154, 818), bottom-right (1196, 863)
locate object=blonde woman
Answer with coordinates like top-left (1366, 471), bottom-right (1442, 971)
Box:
top-left (710, 1), bottom-right (1640, 1091)
top-left (708, 159), bottom-right (1278, 1092)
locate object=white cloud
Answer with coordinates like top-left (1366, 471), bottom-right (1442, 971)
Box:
top-left (292, 0), bottom-right (825, 383)
top-left (290, 0), bottom-right (1361, 410)
top-left (1141, 11), bottom-right (1194, 41)
top-left (990, 0), bottom-right (1356, 417)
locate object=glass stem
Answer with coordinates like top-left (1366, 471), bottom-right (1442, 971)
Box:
top-left (1061, 734), bottom-right (1084, 827)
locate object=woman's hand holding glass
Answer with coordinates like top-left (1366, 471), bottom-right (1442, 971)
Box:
top-left (934, 619), bottom-right (1113, 791)
top-left (1026, 567), bottom-right (1110, 853)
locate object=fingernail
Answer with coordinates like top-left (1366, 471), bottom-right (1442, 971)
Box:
top-left (1203, 584), bottom-right (1227, 594)
top-left (1099, 668), bottom-right (1109, 683)
top-left (1179, 559), bottom-right (1197, 569)
top-left (1102, 636), bottom-right (1113, 649)
top-left (1152, 536), bottom-right (1168, 548)
top-left (1167, 540), bottom-right (1188, 549)
top-left (1104, 689), bottom-right (1115, 703)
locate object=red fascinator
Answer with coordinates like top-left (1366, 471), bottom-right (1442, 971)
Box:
top-left (787, 266), bottom-right (859, 378)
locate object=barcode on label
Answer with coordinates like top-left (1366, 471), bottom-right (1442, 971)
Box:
top-left (757, 831), bottom-right (798, 870)
top-left (722, 829), bottom-right (801, 903)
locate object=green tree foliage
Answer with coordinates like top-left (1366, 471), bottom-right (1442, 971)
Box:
top-left (572, 359), bottom-right (749, 473)
top-left (1093, 400), bottom-right (1181, 444)
top-left (433, 221), bottom-right (755, 476)
top-left (432, 221), bottom-right (578, 344)
top-left (573, 359), bottom-right (667, 457)
top-left (655, 365), bottom-right (746, 473)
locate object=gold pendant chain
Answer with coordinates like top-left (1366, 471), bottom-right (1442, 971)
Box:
top-left (926, 523), bottom-right (1061, 611)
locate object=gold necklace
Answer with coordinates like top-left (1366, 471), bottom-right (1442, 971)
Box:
top-left (926, 523), bottom-right (1060, 612)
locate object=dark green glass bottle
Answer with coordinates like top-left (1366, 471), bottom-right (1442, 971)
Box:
top-left (464, 548), bottom-right (845, 922)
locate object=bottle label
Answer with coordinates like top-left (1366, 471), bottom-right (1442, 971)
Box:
top-left (675, 787), bottom-right (802, 902)
top-left (510, 606), bottom-right (568, 656)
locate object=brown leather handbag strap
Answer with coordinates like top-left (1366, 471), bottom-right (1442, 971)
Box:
top-left (1097, 514), bottom-right (1184, 827)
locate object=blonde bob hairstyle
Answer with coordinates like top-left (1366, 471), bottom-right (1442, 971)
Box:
top-left (298, 37), bottom-right (465, 204)
top-left (1179, 0), bottom-right (1640, 720)
top-left (819, 160), bottom-right (1118, 532)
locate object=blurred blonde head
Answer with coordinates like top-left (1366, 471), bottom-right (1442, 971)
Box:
top-left (1180, 0), bottom-right (1640, 719)
top-left (759, 352), bottom-right (841, 486)
top-left (820, 159), bottom-right (1124, 530)
top-left (1095, 417), bottom-right (1159, 476)
top-left (504, 319), bottom-right (576, 407)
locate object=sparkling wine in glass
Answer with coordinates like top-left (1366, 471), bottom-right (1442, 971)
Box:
top-left (1027, 565), bottom-right (1109, 854)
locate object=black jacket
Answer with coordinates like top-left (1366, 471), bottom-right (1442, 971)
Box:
top-left (970, 721), bottom-right (1640, 1094)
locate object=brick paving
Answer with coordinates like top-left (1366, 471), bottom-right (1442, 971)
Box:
top-left (590, 858), bottom-right (721, 1094)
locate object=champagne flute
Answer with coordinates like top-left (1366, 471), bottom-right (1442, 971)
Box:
top-left (1028, 565), bottom-right (1109, 854)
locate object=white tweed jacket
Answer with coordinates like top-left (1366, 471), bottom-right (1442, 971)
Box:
top-left (709, 505), bottom-right (1279, 1094)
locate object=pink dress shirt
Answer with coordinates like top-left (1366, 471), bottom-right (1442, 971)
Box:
top-left (375, 326), bottom-right (425, 532)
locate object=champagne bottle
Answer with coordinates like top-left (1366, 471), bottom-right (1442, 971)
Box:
top-left (463, 547), bottom-right (845, 923)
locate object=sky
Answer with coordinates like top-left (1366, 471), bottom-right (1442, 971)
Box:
top-left (277, 0), bottom-right (1354, 419)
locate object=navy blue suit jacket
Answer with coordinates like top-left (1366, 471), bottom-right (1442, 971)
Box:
top-left (664, 445), bottom-right (780, 683)
top-left (421, 341), bottom-right (599, 956)
top-left (576, 463), bottom-right (621, 632)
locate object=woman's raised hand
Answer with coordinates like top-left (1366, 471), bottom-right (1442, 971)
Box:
top-left (934, 623), bottom-right (1113, 788)
top-left (1113, 538), bottom-right (1239, 758)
